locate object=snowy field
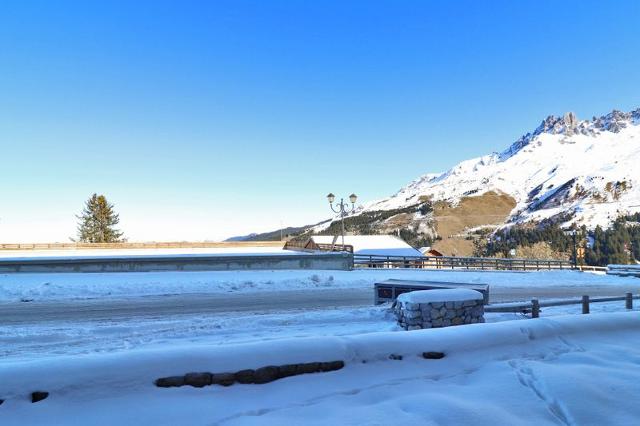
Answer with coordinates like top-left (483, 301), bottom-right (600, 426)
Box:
top-left (2, 312), bottom-right (640, 425)
top-left (1, 268), bottom-right (640, 425)
top-left (0, 247), bottom-right (291, 259)
top-left (0, 247), bottom-right (288, 259)
top-left (1, 268), bottom-right (637, 303)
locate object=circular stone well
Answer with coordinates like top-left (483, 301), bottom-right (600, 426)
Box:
top-left (394, 288), bottom-right (485, 330)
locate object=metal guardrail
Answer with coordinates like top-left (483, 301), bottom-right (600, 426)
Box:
top-left (354, 254), bottom-right (573, 271)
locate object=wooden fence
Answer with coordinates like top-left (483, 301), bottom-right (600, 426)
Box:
top-left (485, 293), bottom-right (638, 318)
top-left (0, 241), bottom-right (286, 251)
top-left (607, 264), bottom-right (640, 277)
top-left (354, 254), bottom-right (573, 271)
top-left (283, 240), bottom-right (354, 253)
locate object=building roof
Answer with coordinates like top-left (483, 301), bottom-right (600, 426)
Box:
top-left (311, 235), bottom-right (422, 257)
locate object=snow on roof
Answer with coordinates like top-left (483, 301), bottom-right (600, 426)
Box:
top-left (397, 288), bottom-right (484, 303)
top-left (311, 235), bottom-right (422, 257)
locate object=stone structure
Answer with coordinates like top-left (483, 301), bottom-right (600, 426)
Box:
top-left (394, 288), bottom-right (485, 330)
top-left (0, 252), bottom-right (352, 273)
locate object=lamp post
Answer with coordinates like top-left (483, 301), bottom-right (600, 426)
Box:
top-left (326, 193), bottom-right (358, 249)
top-left (564, 229), bottom-right (578, 268)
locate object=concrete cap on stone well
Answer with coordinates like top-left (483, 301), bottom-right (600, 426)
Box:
top-left (397, 288), bottom-right (484, 304)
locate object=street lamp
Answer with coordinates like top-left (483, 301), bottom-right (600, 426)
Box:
top-left (563, 229), bottom-right (578, 268)
top-left (327, 193), bottom-right (358, 249)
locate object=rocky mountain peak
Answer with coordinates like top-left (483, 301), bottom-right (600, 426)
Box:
top-left (501, 108), bottom-right (639, 160)
top-left (536, 112), bottom-right (579, 136)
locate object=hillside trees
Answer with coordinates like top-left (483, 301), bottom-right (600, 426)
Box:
top-left (481, 216), bottom-right (640, 266)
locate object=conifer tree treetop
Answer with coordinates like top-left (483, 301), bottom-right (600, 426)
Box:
top-left (76, 194), bottom-right (125, 243)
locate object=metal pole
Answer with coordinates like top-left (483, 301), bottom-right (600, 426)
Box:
top-left (626, 292), bottom-right (633, 310)
top-left (340, 199), bottom-right (345, 248)
top-left (573, 232), bottom-right (578, 268)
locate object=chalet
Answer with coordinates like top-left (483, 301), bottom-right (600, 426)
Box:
top-left (419, 247), bottom-right (444, 257)
top-left (287, 235), bottom-right (423, 257)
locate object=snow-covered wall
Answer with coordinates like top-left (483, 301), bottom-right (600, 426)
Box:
top-left (0, 252), bottom-right (353, 273)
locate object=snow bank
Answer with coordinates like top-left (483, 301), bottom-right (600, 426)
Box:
top-left (397, 288), bottom-right (483, 303)
top-left (0, 268), bottom-right (638, 303)
top-left (2, 313), bottom-right (640, 425)
top-left (1, 312), bottom-right (638, 395)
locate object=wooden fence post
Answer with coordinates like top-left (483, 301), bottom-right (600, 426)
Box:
top-left (531, 299), bottom-right (540, 318)
top-left (626, 293), bottom-right (633, 310)
top-left (582, 295), bottom-right (590, 314)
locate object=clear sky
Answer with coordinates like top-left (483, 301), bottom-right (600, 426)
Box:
top-left (1, 0), bottom-right (639, 242)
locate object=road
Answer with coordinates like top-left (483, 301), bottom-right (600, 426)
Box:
top-left (1, 285), bottom-right (638, 325)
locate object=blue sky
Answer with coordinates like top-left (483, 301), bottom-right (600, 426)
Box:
top-left (1, 1), bottom-right (639, 241)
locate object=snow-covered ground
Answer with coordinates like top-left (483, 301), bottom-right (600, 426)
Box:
top-left (2, 267), bottom-right (639, 425)
top-left (0, 246), bottom-right (296, 260)
top-left (1, 268), bottom-right (637, 303)
top-left (2, 312), bottom-right (640, 425)
top-left (3, 298), bottom-right (638, 363)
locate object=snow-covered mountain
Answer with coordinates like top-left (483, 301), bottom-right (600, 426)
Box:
top-left (359, 108), bottom-right (640, 231)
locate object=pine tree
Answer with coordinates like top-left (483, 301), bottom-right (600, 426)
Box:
top-left (76, 194), bottom-right (124, 243)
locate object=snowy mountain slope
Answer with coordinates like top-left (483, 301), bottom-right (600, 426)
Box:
top-left (359, 108), bottom-right (640, 230)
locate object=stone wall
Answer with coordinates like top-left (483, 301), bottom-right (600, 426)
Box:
top-left (0, 252), bottom-right (353, 273)
top-left (394, 298), bottom-right (484, 330)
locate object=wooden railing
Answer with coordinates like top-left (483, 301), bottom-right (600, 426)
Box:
top-left (0, 241), bottom-right (286, 251)
top-left (283, 241), bottom-right (354, 253)
top-left (354, 254), bottom-right (573, 271)
top-left (607, 264), bottom-right (640, 277)
top-left (485, 293), bottom-right (638, 318)
top-left (315, 243), bottom-right (354, 253)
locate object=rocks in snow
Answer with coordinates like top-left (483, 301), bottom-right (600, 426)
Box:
top-left (154, 376), bottom-right (185, 388)
top-left (31, 392), bottom-right (49, 403)
top-left (155, 360), bottom-right (345, 389)
top-left (422, 352), bottom-right (446, 359)
top-left (184, 372), bottom-right (212, 388)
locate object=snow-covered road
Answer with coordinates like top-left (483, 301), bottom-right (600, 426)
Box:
top-left (1, 268), bottom-right (638, 304)
top-left (2, 284), bottom-right (638, 325)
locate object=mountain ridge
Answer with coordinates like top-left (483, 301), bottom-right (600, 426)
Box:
top-left (240, 107), bottom-right (640, 257)
top-left (357, 107), bottom-right (640, 229)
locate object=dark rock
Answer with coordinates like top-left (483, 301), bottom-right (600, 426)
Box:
top-left (184, 372), bottom-right (212, 388)
top-left (319, 360), bottom-right (345, 371)
top-left (297, 362), bottom-right (321, 374)
top-left (0, 399), bottom-right (4, 406)
top-left (277, 364), bottom-right (299, 378)
top-left (155, 376), bottom-right (185, 388)
top-left (211, 373), bottom-right (235, 387)
top-left (389, 354), bottom-right (403, 361)
top-left (254, 366), bottom-right (280, 384)
top-left (422, 351), bottom-right (445, 360)
top-left (31, 392), bottom-right (49, 403)
top-left (234, 369), bottom-right (256, 384)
